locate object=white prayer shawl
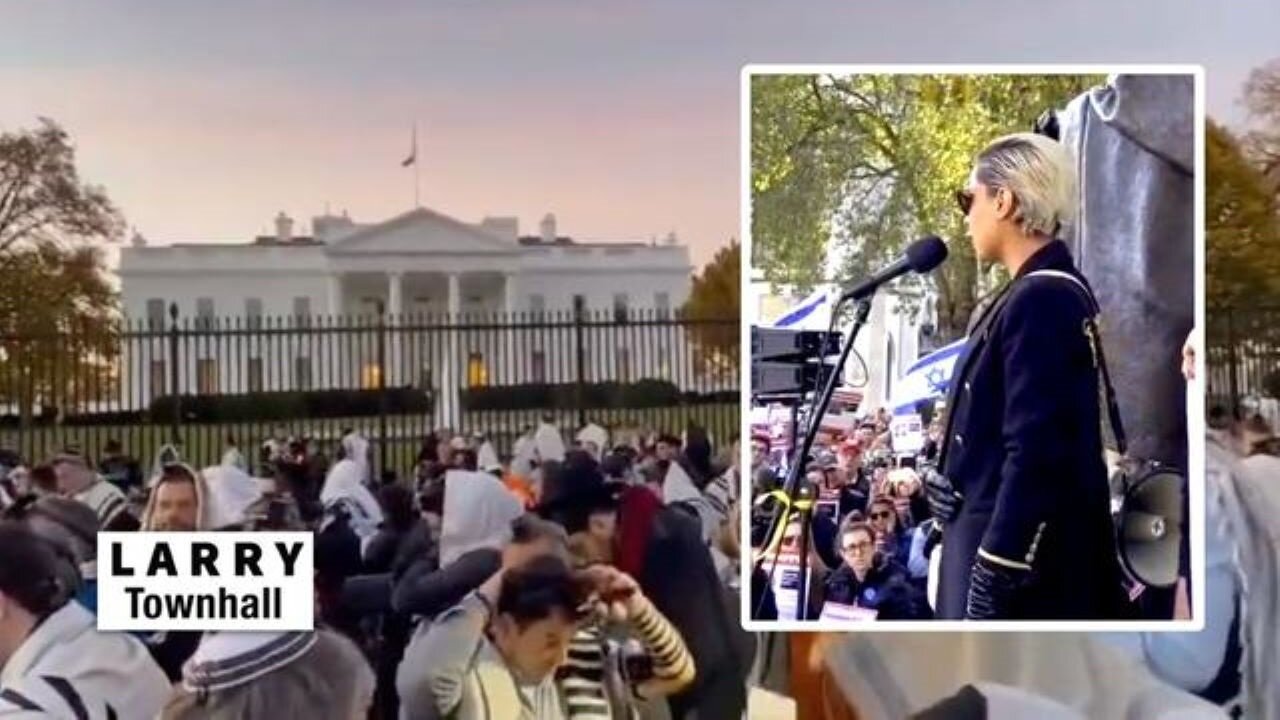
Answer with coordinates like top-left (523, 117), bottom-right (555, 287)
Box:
top-left (534, 421), bottom-right (566, 463)
top-left (199, 465), bottom-right (266, 530)
top-left (341, 431), bottom-right (371, 484)
top-left (439, 470), bottom-right (522, 567)
top-left (146, 443), bottom-right (183, 489)
top-left (511, 434), bottom-right (537, 478)
top-left (821, 634), bottom-right (1224, 720)
top-left (321, 459), bottom-right (383, 546)
top-left (182, 631), bottom-right (317, 694)
top-left (576, 423), bottom-right (609, 461)
top-left (0, 602), bottom-right (169, 719)
top-left (477, 440), bottom-right (501, 473)
top-left (220, 446), bottom-right (247, 473)
top-left (1222, 453), bottom-right (1280, 719)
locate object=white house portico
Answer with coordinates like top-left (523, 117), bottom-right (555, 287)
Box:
top-left (117, 206), bottom-right (696, 428)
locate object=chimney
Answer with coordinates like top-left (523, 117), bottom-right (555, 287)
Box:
top-left (275, 212), bottom-right (293, 243)
top-left (540, 213), bottom-right (557, 244)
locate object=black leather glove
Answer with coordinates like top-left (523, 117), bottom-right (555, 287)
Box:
top-left (965, 553), bottom-right (1031, 620)
top-left (921, 519), bottom-right (943, 560)
top-left (921, 467), bottom-right (962, 523)
top-left (1033, 109), bottom-right (1060, 140)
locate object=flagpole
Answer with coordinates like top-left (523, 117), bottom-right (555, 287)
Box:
top-left (412, 121), bottom-right (420, 208)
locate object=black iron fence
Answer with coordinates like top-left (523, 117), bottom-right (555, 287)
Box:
top-left (0, 305), bottom-right (739, 475)
top-left (1206, 305), bottom-right (1280, 414)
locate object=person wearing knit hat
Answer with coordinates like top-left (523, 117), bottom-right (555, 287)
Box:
top-left (0, 522), bottom-right (170, 719)
top-left (162, 629), bottom-right (375, 719)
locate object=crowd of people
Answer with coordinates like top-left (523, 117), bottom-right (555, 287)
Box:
top-left (0, 414), bottom-right (755, 719)
top-left (749, 404), bottom-right (943, 622)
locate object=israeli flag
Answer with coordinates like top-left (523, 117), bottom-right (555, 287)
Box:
top-left (889, 337), bottom-right (967, 415)
top-left (773, 287), bottom-right (833, 330)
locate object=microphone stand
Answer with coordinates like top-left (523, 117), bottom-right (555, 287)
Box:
top-left (755, 295), bottom-right (874, 620)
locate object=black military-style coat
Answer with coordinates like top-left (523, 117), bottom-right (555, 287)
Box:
top-left (935, 240), bottom-right (1126, 620)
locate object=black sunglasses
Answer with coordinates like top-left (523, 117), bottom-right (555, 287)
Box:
top-left (955, 189), bottom-right (975, 216)
top-left (870, 510), bottom-right (892, 520)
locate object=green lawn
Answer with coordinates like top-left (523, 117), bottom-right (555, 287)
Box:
top-left (3, 404), bottom-right (741, 475)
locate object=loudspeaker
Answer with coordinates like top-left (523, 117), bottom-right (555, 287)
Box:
top-left (1114, 464), bottom-right (1184, 588)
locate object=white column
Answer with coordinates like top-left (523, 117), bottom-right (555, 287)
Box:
top-left (437, 272), bottom-right (462, 431)
top-left (388, 271), bottom-right (404, 386)
top-left (503, 272), bottom-right (517, 317)
top-left (327, 273), bottom-right (343, 318)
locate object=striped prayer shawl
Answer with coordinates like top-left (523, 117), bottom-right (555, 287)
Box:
top-left (556, 600), bottom-right (694, 720)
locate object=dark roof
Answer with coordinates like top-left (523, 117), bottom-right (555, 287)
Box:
top-left (518, 235), bottom-right (576, 246)
top-left (518, 235), bottom-right (653, 249)
top-left (250, 236), bottom-right (323, 246)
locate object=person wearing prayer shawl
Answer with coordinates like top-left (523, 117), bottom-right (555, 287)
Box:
top-left (340, 428), bottom-right (372, 485)
top-left (162, 629), bottom-right (375, 719)
top-left (475, 433), bottom-right (502, 476)
top-left (576, 421), bottom-right (609, 462)
top-left (535, 414), bottom-right (567, 464)
top-left (321, 456), bottom-right (384, 552)
top-left (0, 523), bottom-right (170, 720)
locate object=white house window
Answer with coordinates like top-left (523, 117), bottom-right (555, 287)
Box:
top-left (294, 356), bottom-right (312, 391)
top-left (196, 298), bottom-right (215, 330)
top-left (197, 359), bottom-right (218, 394)
top-left (613, 293), bottom-right (629, 323)
top-left (531, 351), bottom-right (546, 383)
top-left (247, 357), bottom-right (264, 393)
top-left (617, 347), bottom-right (630, 382)
top-left (150, 360), bottom-right (167, 395)
top-left (655, 292), bottom-right (670, 318)
top-left (146, 299), bottom-right (166, 330)
top-left (467, 352), bottom-right (488, 387)
top-left (245, 298), bottom-right (263, 329)
top-left (572, 294), bottom-right (586, 315)
top-left (293, 297), bottom-right (311, 327)
top-left (529, 294), bottom-right (546, 316)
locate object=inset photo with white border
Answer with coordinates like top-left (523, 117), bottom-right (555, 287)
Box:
top-left (741, 65), bottom-right (1205, 632)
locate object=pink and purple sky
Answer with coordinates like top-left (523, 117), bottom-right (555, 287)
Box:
top-left (2, 0), bottom-right (1276, 268)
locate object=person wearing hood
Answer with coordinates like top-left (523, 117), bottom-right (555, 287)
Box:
top-left (535, 414), bottom-right (567, 464)
top-left (0, 522), bottom-right (170, 719)
top-left (139, 463), bottom-right (265, 680)
top-left (320, 455), bottom-right (384, 551)
top-left (576, 421), bottom-right (609, 462)
top-left (392, 470), bottom-right (525, 620)
top-left (51, 453), bottom-right (136, 532)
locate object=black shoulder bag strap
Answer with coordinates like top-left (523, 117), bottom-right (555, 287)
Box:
top-left (1023, 270), bottom-right (1128, 457)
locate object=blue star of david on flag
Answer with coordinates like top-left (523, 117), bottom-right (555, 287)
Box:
top-left (889, 337), bottom-right (968, 415)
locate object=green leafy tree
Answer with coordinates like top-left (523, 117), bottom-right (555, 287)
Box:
top-left (1206, 119), bottom-right (1280, 308)
top-left (682, 241), bottom-right (739, 380)
top-left (751, 74), bottom-right (1102, 341)
top-left (0, 119), bottom-right (122, 424)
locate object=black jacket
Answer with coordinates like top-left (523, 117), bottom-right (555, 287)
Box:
top-left (936, 240), bottom-right (1126, 620)
top-left (813, 559), bottom-right (927, 620)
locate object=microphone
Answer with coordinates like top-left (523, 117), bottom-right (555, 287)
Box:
top-left (840, 236), bottom-right (948, 302)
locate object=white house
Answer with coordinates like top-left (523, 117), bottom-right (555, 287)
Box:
top-left (117, 206), bottom-right (695, 426)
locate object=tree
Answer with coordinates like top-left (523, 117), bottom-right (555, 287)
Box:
top-left (1205, 119), bottom-right (1280, 308)
top-left (1243, 58), bottom-right (1280, 192)
top-left (751, 74), bottom-right (1103, 341)
top-left (0, 118), bottom-right (123, 258)
top-left (0, 119), bottom-right (122, 425)
top-left (682, 241), bottom-right (739, 380)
